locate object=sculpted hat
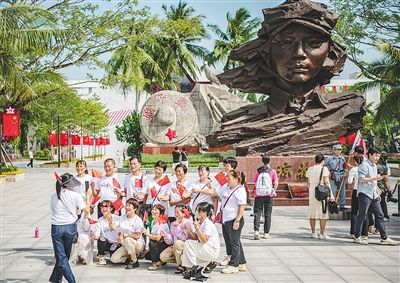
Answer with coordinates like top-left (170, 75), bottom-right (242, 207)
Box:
top-left (333, 144), bottom-right (342, 150)
top-left (260, 0), bottom-right (338, 38)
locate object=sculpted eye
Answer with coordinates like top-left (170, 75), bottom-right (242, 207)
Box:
top-left (278, 37), bottom-right (293, 47)
top-left (307, 39), bottom-right (325, 48)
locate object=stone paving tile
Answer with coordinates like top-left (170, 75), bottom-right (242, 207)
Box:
top-left (340, 274), bottom-right (391, 282)
top-left (251, 274), bottom-right (301, 283)
top-left (296, 274), bottom-right (345, 283)
top-left (289, 265), bottom-right (336, 275)
top-left (328, 265), bottom-right (380, 275)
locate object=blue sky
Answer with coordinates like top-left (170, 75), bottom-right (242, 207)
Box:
top-left (62, 0), bottom-right (359, 80)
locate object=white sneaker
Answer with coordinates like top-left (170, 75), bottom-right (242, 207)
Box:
top-left (319, 234), bottom-right (330, 240)
top-left (98, 256), bottom-right (106, 265)
top-left (221, 265), bottom-right (239, 274)
top-left (354, 237), bottom-right (368, 245)
top-left (381, 237), bottom-right (398, 246)
top-left (219, 255), bottom-right (231, 266)
top-left (254, 231), bottom-right (260, 240)
top-left (264, 233), bottom-right (271, 239)
top-left (260, 216), bottom-right (264, 223)
top-left (238, 264), bottom-right (247, 272)
top-left (311, 233), bottom-right (318, 239)
top-left (362, 236), bottom-right (368, 241)
top-left (350, 234), bottom-right (355, 239)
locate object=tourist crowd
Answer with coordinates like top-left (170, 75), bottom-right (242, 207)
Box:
top-left (49, 148), bottom-right (397, 283)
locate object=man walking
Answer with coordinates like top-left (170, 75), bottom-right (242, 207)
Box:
top-left (325, 144), bottom-right (347, 210)
top-left (172, 147), bottom-right (180, 171)
top-left (354, 148), bottom-right (397, 245)
top-left (26, 147), bottom-right (34, 168)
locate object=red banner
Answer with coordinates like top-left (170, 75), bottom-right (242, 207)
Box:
top-left (95, 138), bottom-right (100, 146)
top-left (60, 131), bottom-right (68, 146)
top-left (105, 137), bottom-right (110, 145)
top-left (100, 137), bottom-right (106, 145)
top-left (82, 135), bottom-right (89, 145)
top-left (71, 134), bottom-right (80, 145)
top-left (49, 130), bottom-right (57, 146)
top-left (88, 137), bottom-right (94, 145)
top-left (2, 106), bottom-right (20, 137)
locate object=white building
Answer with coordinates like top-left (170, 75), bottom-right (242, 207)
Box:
top-left (68, 80), bottom-right (149, 160)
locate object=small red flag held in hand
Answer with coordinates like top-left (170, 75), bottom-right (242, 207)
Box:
top-left (157, 175), bottom-right (170, 186)
top-left (112, 198), bottom-right (124, 212)
top-left (134, 178), bottom-right (143, 188)
top-left (91, 195), bottom-right (101, 205)
top-left (215, 171), bottom-right (228, 186)
top-left (87, 217), bottom-right (97, 225)
top-left (177, 184), bottom-right (185, 197)
top-left (158, 214), bottom-right (169, 224)
top-left (54, 172), bottom-right (61, 181)
top-left (91, 169), bottom-right (102, 179)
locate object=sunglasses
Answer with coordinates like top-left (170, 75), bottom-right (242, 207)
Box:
top-left (101, 204), bottom-right (110, 208)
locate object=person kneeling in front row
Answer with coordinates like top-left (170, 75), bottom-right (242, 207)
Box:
top-left (181, 202), bottom-right (220, 271)
top-left (110, 198), bottom-right (145, 269)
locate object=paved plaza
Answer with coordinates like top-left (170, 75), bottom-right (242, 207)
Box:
top-left (1, 161), bottom-right (399, 282)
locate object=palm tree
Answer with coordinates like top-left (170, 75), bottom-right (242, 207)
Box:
top-left (159, 0), bottom-right (209, 82)
top-left (208, 8), bottom-right (261, 70)
top-left (0, 3), bottom-right (65, 108)
top-left (356, 42), bottom-right (400, 124)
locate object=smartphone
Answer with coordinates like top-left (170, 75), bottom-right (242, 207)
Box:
top-left (191, 213), bottom-right (196, 221)
top-left (85, 181), bottom-right (90, 192)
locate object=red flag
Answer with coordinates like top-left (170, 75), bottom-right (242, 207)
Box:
top-left (113, 178), bottom-right (121, 189)
top-left (177, 183), bottom-right (185, 197)
top-left (54, 171), bottom-right (61, 181)
top-left (182, 208), bottom-right (190, 218)
top-left (91, 169), bottom-right (102, 179)
top-left (157, 175), bottom-right (170, 186)
top-left (143, 211), bottom-right (149, 223)
top-left (215, 171), bottom-right (228, 186)
top-left (350, 130), bottom-right (367, 155)
top-left (134, 178), bottom-right (143, 188)
top-left (91, 195), bottom-right (101, 205)
top-left (49, 131), bottom-right (57, 146)
top-left (87, 217), bottom-right (97, 225)
top-left (112, 198), bottom-right (124, 212)
top-left (150, 187), bottom-right (157, 198)
top-left (158, 214), bottom-right (169, 224)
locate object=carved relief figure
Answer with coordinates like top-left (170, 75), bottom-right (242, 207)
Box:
top-left (207, 0), bottom-right (365, 156)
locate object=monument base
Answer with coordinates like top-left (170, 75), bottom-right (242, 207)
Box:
top-left (239, 155), bottom-right (351, 207)
top-left (142, 145), bottom-right (233, 154)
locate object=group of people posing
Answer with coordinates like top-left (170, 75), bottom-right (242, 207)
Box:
top-left (50, 156), bottom-right (247, 283)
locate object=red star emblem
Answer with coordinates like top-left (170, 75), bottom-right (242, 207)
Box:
top-left (165, 128), bottom-right (177, 141)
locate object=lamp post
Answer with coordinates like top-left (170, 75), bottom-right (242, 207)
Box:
top-left (57, 115), bottom-right (60, 168)
top-left (93, 125), bottom-right (96, 161)
top-left (80, 122), bottom-right (83, 160)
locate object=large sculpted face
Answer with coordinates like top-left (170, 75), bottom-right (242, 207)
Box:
top-left (270, 25), bottom-right (330, 84)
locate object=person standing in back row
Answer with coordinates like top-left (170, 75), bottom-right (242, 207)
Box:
top-left (324, 144), bottom-right (347, 210)
top-left (253, 154), bottom-right (278, 240)
top-left (181, 147), bottom-right (189, 168)
top-left (172, 147), bottom-right (181, 172)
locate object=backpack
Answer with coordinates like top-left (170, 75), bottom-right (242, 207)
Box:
top-left (255, 167), bottom-right (276, 197)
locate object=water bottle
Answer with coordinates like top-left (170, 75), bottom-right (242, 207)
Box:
top-left (34, 227), bottom-right (39, 238)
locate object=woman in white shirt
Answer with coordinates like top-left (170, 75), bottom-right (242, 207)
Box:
top-left (168, 164), bottom-right (191, 222)
top-left (50, 173), bottom-right (90, 283)
top-left (122, 156), bottom-right (148, 217)
top-left (111, 198), bottom-right (144, 269)
top-left (91, 200), bottom-right (120, 265)
top-left (348, 155), bottom-right (368, 239)
top-left (143, 161), bottom-right (170, 214)
top-left (181, 202), bottom-right (220, 270)
top-left (143, 204), bottom-right (171, 270)
top-left (188, 165), bottom-right (218, 217)
top-left (193, 170), bottom-right (247, 274)
top-left (71, 160), bottom-right (94, 265)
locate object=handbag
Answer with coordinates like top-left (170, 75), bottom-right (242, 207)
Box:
top-left (315, 166), bottom-right (330, 201)
top-left (213, 185), bottom-right (240, 224)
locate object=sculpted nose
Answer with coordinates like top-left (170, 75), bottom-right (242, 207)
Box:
top-left (293, 42), bottom-right (306, 59)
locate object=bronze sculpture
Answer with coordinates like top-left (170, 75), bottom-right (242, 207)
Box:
top-left (207, 0), bottom-right (365, 156)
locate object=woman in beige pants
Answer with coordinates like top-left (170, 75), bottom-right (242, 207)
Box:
top-left (111, 199), bottom-right (144, 269)
top-left (160, 205), bottom-right (192, 273)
